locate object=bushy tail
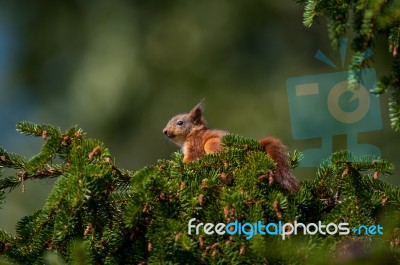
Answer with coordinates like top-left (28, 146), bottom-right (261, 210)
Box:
top-left (258, 136), bottom-right (300, 192)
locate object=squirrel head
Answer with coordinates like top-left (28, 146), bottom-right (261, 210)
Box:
top-left (163, 101), bottom-right (208, 146)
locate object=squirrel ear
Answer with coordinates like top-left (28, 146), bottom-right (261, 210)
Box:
top-left (188, 100), bottom-right (206, 125)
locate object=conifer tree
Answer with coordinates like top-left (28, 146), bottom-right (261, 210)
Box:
top-left (0, 122), bottom-right (399, 264)
top-left (296, 0), bottom-right (400, 131)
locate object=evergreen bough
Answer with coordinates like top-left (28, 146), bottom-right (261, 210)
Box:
top-left (0, 122), bottom-right (398, 264)
top-left (297, 0), bottom-right (400, 131)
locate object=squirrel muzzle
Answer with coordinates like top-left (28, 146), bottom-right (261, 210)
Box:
top-left (163, 129), bottom-right (173, 138)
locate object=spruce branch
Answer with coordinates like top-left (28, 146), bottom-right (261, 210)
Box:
top-left (296, 0), bottom-right (400, 131)
top-left (303, 0), bottom-right (318, 28)
top-left (0, 147), bottom-right (28, 170)
top-left (0, 122), bottom-right (399, 263)
top-left (16, 121), bottom-right (62, 139)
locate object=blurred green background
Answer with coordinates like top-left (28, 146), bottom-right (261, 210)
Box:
top-left (0, 0), bottom-right (398, 233)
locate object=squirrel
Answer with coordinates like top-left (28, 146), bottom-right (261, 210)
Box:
top-left (163, 101), bottom-right (300, 192)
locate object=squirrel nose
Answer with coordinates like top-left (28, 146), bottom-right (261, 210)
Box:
top-left (163, 129), bottom-right (173, 139)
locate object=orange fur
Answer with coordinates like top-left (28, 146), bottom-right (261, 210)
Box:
top-left (163, 101), bottom-right (300, 192)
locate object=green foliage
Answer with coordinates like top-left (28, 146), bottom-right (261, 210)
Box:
top-left (0, 122), bottom-right (399, 264)
top-left (297, 0), bottom-right (400, 131)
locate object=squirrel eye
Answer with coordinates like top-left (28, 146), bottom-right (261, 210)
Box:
top-left (176, 121), bottom-right (184, 126)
